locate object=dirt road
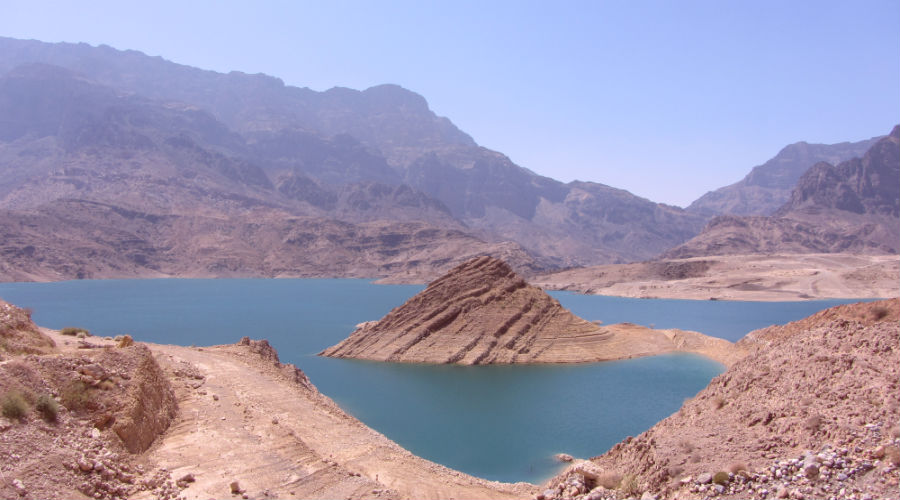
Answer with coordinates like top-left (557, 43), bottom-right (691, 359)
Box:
top-left (139, 340), bottom-right (535, 500)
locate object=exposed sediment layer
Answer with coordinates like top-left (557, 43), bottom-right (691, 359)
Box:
top-left (322, 256), bottom-right (739, 365)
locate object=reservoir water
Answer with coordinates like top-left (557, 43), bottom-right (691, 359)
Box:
top-left (0, 279), bottom-right (866, 483)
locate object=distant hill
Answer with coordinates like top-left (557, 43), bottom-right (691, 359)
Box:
top-left (665, 126), bottom-right (900, 258)
top-left (0, 36), bottom-right (706, 272)
top-left (688, 136), bottom-right (881, 216)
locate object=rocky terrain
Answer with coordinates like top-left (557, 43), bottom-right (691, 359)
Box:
top-left (0, 300), bottom-right (179, 500)
top-left (532, 253), bottom-right (899, 301)
top-left (539, 299), bottom-right (899, 500)
top-left (0, 299), bottom-right (534, 500)
top-left (322, 256), bottom-right (740, 365)
top-left (688, 137), bottom-right (881, 216)
top-left (667, 126), bottom-right (900, 259)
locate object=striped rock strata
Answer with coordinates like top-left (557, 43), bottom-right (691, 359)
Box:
top-left (321, 256), bottom-right (738, 365)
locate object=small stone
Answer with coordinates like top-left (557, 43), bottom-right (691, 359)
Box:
top-left (272, 417), bottom-right (279, 425)
top-left (212, 394), bottom-right (219, 401)
top-left (803, 463), bottom-right (819, 479)
top-left (641, 491), bottom-right (657, 500)
top-left (12, 479), bottom-right (25, 495)
top-left (91, 428), bottom-right (101, 439)
top-left (698, 472), bottom-right (713, 484)
top-left (777, 487), bottom-right (789, 498)
top-left (242, 494), bottom-right (249, 500)
top-left (555, 453), bottom-right (574, 462)
top-left (179, 473), bottom-right (195, 483)
top-left (713, 484), bottom-right (725, 494)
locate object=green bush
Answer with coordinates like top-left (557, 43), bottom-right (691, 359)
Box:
top-left (1, 391), bottom-right (28, 420)
top-left (60, 327), bottom-right (90, 337)
top-left (35, 393), bottom-right (59, 422)
top-left (60, 381), bottom-right (93, 411)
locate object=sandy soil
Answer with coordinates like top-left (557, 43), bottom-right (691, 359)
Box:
top-left (531, 253), bottom-right (899, 301)
top-left (135, 340), bottom-right (535, 500)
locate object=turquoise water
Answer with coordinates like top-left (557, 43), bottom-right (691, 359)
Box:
top-left (0, 279), bottom-right (865, 483)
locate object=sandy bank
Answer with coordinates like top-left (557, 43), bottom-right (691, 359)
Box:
top-left (531, 253), bottom-right (899, 301)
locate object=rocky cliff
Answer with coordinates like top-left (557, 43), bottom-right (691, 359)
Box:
top-left (665, 126), bottom-right (900, 259)
top-left (321, 256), bottom-right (738, 365)
top-left (688, 136), bottom-right (881, 216)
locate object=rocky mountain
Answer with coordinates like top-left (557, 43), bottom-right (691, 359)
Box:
top-left (0, 36), bottom-right (707, 271)
top-left (0, 199), bottom-right (539, 282)
top-left (688, 136), bottom-right (881, 216)
top-left (321, 256), bottom-right (737, 365)
top-left (541, 299), bottom-right (899, 500)
top-left (664, 126), bottom-right (900, 258)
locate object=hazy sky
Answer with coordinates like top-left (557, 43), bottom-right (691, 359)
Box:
top-left (2, 0), bottom-right (898, 206)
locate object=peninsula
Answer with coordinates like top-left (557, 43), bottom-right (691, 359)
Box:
top-left (321, 256), bottom-right (740, 366)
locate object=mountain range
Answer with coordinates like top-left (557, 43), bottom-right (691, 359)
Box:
top-left (0, 36), bottom-right (896, 281)
top-left (667, 126), bottom-right (900, 258)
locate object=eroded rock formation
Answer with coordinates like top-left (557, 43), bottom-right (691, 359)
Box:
top-left (322, 256), bottom-right (738, 365)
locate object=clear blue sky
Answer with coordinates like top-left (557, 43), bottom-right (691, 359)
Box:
top-left (2, 0), bottom-right (898, 206)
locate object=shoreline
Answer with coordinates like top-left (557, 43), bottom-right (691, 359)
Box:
top-left (4, 253), bottom-right (895, 303)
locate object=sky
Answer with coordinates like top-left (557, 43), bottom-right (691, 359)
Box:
top-left (2, 0), bottom-right (898, 207)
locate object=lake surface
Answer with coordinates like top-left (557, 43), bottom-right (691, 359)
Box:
top-left (0, 279), bottom-right (866, 483)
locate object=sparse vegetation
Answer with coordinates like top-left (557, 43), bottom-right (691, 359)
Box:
top-left (713, 471), bottom-right (730, 484)
top-left (618, 473), bottom-right (640, 497)
top-left (35, 393), bottom-right (59, 422)
top-left (1, 390), bottom-right (29, 420)
top-left (60, 327), bottom-right (90, 336)
top-left (712, 395), bottom-right (725, 409)
top-left (597, 472), bottom-right (622, 489)
top-left (60, 380), bottom-right (94, 411)
top-left (117, 334), bottom-right (134, 348)
top-left (727, 461), bottom-right (748, 474)
top-left (872, 306), bottom-right (889, 321)
top-left (804, 414), bottom-right (823, 433)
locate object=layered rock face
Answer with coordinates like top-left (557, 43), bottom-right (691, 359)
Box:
top-left (321, 256), bottom-right (737, 365)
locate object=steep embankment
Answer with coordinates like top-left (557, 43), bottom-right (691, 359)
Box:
top-left (322, 256), bottom-right (739, 365)
top-left (540, 299), bottom-right (899, 500)
top-left (0, 304), bottom-right (178, 500)
top-left (532, 253), bottom-right (900, 301)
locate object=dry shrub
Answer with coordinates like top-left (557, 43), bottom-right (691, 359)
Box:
top-left (871, 306), bottom-right (889, 321)
top-left (679, 439), bottom-right (695, 453)
top-left (713, 471), bottom-right (730, 485)
top-left (1, 390), bottom-right (28, 419)
top-left (60, 380), bottom-right (94, 411)
top-left (712, 395), bottom-right (725, 410)
top-left (619, 474), bottom-right (640, 497)
top-left (885, 446), bottom-right (900, 467)
top-left (804, 414), bottom-right (823, 433)
top-left (117, 335), bottom-right (134, 348)
top-left (35, 393), bottom-right (59, 422)
top-left (727, 461), bottom-right (748, 474)
top-left (60, 327), bottom-right (90, 336)
top-left (667, 465), bottom-right (684, 478)
top-left (597, 472), bottom-right (622, 489)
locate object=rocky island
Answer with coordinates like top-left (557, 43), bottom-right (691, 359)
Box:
top-left (321, 256), bottom-right (740, 365)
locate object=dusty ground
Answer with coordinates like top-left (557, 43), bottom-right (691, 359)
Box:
top-left (138, 338), bottom-right (535, 500)
top-left (531, 253), bottom-right (899, 301)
